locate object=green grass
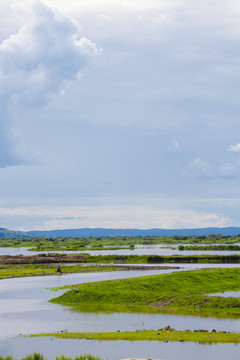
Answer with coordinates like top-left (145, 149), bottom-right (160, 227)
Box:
top-left (50, 268), bottom-right (240, 318)
top-left (179, 245), bottom-right (240, 251)
top-left (86, 254), bottom-right (240, 263)
top-left (0, 354), bottom-right (102, 360)
top-left (28, 329), bottom-right (240, 343)
top-left (0, 264), bottom-right (123, 279)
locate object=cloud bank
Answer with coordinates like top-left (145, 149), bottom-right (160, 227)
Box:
top-left (0, 0), bottom-right (99, 167)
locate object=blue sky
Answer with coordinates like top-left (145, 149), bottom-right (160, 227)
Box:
top-left (0, 0), bottom-right (240, 230)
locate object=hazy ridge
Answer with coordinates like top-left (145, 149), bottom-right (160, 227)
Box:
top-left (0, 227), bottom-right (240, 238)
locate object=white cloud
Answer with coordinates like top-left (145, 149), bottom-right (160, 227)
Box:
top-left (219, 162), bottom-right (239, 179)
top-left (183, 158), bottom-right (212, 178)
top-left (168, 139), bottom-right (180, 151)
top-left (0, 0), bottom-right (99, 167)
top-left (228, 142), bottom-right (240, 152)
top-left (0, 202), bottom-right (231, 231)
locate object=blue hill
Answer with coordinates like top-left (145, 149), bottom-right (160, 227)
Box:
top-left (27, 227), bottom-right (240, 237)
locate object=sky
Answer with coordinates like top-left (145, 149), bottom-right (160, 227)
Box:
top-left (1, 0), bottom-right (240, 231)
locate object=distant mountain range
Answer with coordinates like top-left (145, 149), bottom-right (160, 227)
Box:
top-left (0, 226), bottom-right (240, 238)
top-left (0, 228), bottom-right (32, 238)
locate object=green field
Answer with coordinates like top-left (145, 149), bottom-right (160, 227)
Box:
top-left (50, 268), bottom-right (240, 318)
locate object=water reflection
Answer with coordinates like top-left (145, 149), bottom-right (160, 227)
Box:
top-left (1, 337), bottom-right (240, 360)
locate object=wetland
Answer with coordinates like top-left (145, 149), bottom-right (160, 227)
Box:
top-left (1, 237), bottom-right (240, 359)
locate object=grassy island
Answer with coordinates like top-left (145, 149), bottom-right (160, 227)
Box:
top-left (0, 264), bottom-right (128, 279)
top-left (29, 329), bottom-right (240, 344)
top-left (50, 268), bottom-right (240, 318)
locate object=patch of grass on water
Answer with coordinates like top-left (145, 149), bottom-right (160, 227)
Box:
top-left (50, 268), bottom-right (240, 318)
top-left (0, 264), bottom-right (121, 279)
top-left (28, 329), bottom-right (240, 344)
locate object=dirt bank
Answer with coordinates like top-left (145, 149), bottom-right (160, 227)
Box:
top-left (0, 253), bottom-right (89, 265)
top-left (0, 254), bottom-right (179, 270)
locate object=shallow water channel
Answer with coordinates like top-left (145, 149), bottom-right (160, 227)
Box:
top-left (2, 245), bottom-right (240, 256)
top-left (0, 264), bottom-right (240, 359)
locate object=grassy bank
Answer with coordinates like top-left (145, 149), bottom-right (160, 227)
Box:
top-left (30, 329), bottom-right (240, 343)
top-left (3, 254), bottom-right (240, 265)
top-left (179, 245), bottom-right (240, 251)
top-left (50, 268), bottom-right (240, 318)
top-left (0, 264), bottom-right (126, 279)
top-left (86, 254), bottom-right (240, 263)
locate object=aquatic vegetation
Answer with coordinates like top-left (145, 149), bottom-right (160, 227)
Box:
top-left (0, 355), bottom-right (102, 360)
top-left (22, 354), bottom-right (45, 360)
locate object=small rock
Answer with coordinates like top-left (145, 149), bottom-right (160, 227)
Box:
top-left (163, 325), bottom-right (175, 331)
top-left (164, 325), bottom-right (171, 330)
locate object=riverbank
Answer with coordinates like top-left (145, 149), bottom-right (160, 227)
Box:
top-left (0, 253), bottom-right (89, 265)
top-left (1, 253), bottom-right (240, 265)
top-left (50, 268), bottom-right (240, 318)
top-left (0, 264), bottom-right (178, 280)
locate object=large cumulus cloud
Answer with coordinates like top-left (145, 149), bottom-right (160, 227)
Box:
top-left (0, 0), bottom-right (99, 167)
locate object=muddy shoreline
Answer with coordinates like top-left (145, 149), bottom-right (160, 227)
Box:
top-left (0, 253), bottom-right (89, 265)
top-left (0, 254), bottom-right (180, 270)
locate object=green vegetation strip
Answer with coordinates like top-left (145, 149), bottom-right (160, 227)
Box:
top-left (50, 268), bottom-right (240, 318)
top-left (178, 244), bottom-right (240, 251)
top-left (1, 233), bottom-right (240, 251)
top-left (29, 329), bottom-right (240, 343)
top-left (0, 264), bottom-right (122, 279)
top-left (0, 353), bottom-right (101, 360)
top-left (86, 254), bottom-right (240, 263)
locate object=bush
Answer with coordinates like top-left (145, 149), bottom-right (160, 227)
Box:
top-left (22, 354), bottom-right (45, 360)
top-left (29, 259), bottom-right (38, 264)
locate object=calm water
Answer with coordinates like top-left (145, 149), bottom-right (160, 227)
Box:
top-left (0, 259), bottom-right (240, 359)
top-left (209, 291), bottom-right (240, 298)
top-left (1, 337), bottom-right (240, 360)
top-left (1, 245), bottom-right (240, 256)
